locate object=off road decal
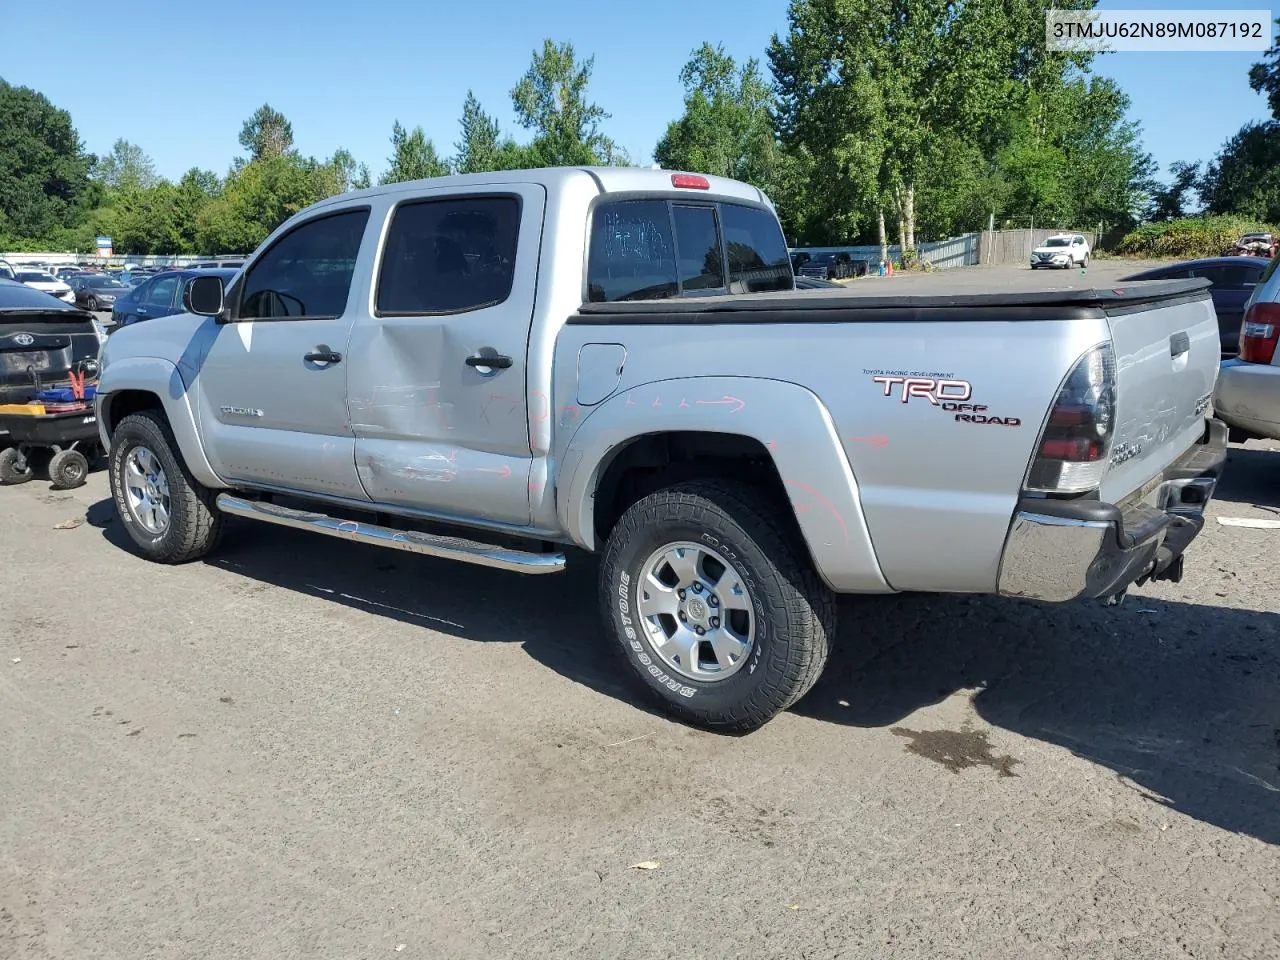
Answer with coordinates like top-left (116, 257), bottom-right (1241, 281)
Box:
top-left (865, 371), bottom-right (1021, 427)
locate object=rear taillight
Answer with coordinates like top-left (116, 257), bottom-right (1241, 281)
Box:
top-left (1025, 342), bottom-right (1117, 494)
top-left (671, 173), bottom-right (710, 190)
top-left (1238, 302), bottom-right (1280, 363)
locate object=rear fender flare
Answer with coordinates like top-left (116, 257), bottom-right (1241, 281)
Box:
top-left (557, 376), bottom-right (889, 592)
top-left (97, 356), bottom-right (223, 488)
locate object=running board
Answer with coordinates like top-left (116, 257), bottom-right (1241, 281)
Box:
top-left (215, 494), bottom-right (566, 574)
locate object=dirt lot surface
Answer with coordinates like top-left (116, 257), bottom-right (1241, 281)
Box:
top-left (4, 272), bottom-right (1279, 959)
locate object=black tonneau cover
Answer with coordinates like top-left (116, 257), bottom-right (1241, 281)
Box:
top-left (569, 277), bottom-right (1212, 324)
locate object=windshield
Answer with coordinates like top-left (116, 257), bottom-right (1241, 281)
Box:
top-left (1044, 238), bottom-right (1071, 248)
top-left (16, 272), bottom-right (54, 282)
top-left (810, 254), bottom-right (835, 264)
top-left (93, 278), bottom-right (128, 289)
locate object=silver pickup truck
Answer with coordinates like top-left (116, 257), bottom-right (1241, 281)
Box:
top-left (95, 167), bottom-right (1227, 731)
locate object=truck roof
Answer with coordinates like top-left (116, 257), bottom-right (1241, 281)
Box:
top-left (308, 166), bottom-right (771, 214)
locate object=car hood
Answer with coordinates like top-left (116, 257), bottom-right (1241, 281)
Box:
top-left (1031, 246), bottom-right (1072, 256)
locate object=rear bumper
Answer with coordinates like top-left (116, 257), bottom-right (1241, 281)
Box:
top-left (1214, 358), bottom-right (1280, 440)
top-left (997, 418), bottom-right (1228, 602)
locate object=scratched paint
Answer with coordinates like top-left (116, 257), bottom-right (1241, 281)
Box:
top-left (783, 478), bottom-right (850, 550)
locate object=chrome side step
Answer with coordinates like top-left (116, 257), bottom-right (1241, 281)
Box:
top-left (215, 494), bottom-right (566, 574)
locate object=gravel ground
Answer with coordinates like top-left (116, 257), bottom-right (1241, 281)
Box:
top-left (3, 273), bottom-right (1279, 959)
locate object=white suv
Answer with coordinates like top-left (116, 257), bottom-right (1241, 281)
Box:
top-left (1030, 233), bottom-right (1090, 270)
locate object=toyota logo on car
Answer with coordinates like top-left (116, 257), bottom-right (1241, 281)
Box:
top-left (13, 333), bottom-right (34, 346)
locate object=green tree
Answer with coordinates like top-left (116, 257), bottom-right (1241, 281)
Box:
top-left (238, 103), bottom-right (295, 161)
top-left (1146, 161), bottom-right (1201, 222)
top-left (511, 39), bottom-right (619, 166)
top-left (328, 147), bottom-right (371, 192)
top-left (769, 0), bottom-right (1100, 249)
top-left (1248, 17), bottom-right (1280, 120)
top-left (654, 43), bottom-right (780, 191)
top-left (453, 91), bottom-right (534, 173)
top-left (0, 78), bottom-right (95, 242)
top-left (1200, 122), bottom-right (1280, 222)
top-left (94, 138), bottom-right (158, 190)
top-left (198, 154), bottom-right (338, 253)
top-left (381, 121), bottom-right (451, 184)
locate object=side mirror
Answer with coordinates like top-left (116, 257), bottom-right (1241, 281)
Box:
top-left (185, 275), bottom-right (225, 317)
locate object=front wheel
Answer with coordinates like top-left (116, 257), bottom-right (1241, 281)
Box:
top-left (599, 480), bottom-right (837, 733)
top-left (108, 410), bottom-right (223, 563)
top-left (86, 295), bottom-right (99, 311)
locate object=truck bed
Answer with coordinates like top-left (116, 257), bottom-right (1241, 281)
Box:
top-left (558, 276), bottom-right (1218, 594)
top-left (569, 276), bottom-right (1212, 320)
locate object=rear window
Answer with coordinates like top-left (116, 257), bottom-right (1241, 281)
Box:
top-left (1251, 253), bottom-right (1280, 305)
top-left (1193, 264), bottom-right (1265, 288)
top-left (720, 203), bottom-right (793, 293)
top-left (587, 198), bottom-right (790, 302)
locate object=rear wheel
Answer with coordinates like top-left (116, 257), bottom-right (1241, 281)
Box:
top-left (109, 411), bottom-right (223, 563)
top-left (0, 447), bottom-right (32, 484)
top-left (599, 479), bottom-right (836, 733)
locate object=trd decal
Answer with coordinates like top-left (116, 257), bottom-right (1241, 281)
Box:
top-left (868, 374), bottom-right (1021, 427)
top-left (872, 375), bottom-right (972, 404)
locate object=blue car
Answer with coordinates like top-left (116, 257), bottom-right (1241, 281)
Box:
top-left (110, 268), bottom-right (240, 330)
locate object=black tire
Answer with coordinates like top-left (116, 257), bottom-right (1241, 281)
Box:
top-left (599, 479), bottom-right (837, 733)
top-left (86, 295), bottom-right (99, 311)
top-left (0, 447), bottom-right (32, 484)
top-left (1083, 254), bottom-right (1090, 267)
top-left (48, 448), bottom-right (89, 490)
top-left (108, 410), bottom-right (223, 563)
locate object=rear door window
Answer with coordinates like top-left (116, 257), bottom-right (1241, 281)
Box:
top-left (587, 200), bottom-right (678, 302)
top-left (376, 195), bottom-right (521, 315)
top-left (146, 275), bottom-right (180, 307)
top-left (719, 203), bottom-right (793, 293)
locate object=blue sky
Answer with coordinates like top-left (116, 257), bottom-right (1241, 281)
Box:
top-left (3, 0), bottom-right (1273, 189)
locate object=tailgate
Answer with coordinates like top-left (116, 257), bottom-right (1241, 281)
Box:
top-left (1100, 281), bottom-right (1219, 504)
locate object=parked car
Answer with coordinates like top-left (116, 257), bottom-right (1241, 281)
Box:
top-left (1230, 232), bottom-right (1276, 259)
top-left (1213, 251), bottom-right (1280, 443)
top-left (1030, 233), bottom-right (1091, 269)
top-left (95, 166), bottom-right (1225, 733)
top-left (797, 252), bottom-right (858, 280)
top-left (0, 279), bottom-right (103, 444)
top-left (69, 274), bottom-right (130, 311)
top-left (0, 259), bottom-right (15, 281)
top-left (110, 268), bottom-right (240, 330)
top-left (1122, 256), bottom-right (1268, 357)
top-left (14, 269), bottom-right (77, 304)
top-left (186, 259), bottom-right (246, 270)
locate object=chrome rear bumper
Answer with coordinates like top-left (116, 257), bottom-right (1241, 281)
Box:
top-left (997, 418), bottom-right (1228, 602)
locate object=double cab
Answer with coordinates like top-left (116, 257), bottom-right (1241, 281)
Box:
top-left (94, 167), bottom-right (1227, 731)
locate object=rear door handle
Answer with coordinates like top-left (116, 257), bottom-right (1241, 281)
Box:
top-left (304, 347), bottom-right (342, 364)
top-left (465, 353), bottom-right (512, 369)
top-left (1170, 332), bottom-right (1190, 358)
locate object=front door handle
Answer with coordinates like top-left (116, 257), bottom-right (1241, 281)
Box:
top-left (304, 347), bottom-right (342, 364)
top-left (465, 353), bottom-right (513, 369)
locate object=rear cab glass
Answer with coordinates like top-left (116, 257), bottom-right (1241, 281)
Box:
top-left (587, 196), bottom-right (791, 302)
